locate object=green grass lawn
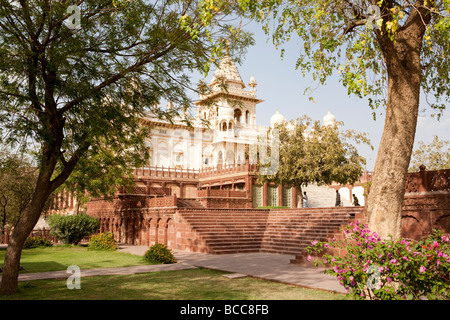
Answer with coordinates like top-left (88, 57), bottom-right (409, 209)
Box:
top-left (1, 268), bottom-right (350, 300)
top-left (0, 245), bottom-right (350, 300)
top-left (0, 245), bottom-right (154, 273)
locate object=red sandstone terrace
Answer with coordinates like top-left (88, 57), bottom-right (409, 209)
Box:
top-left (2, 166), bottom-right (447, 266)
top-left (77, 166), bottom-right (449, 265)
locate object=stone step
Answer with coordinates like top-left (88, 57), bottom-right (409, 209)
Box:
top-left (177, 207), bottom-right (361, 256)
top-left (209, 248), bottom-right (262, 254)
top-left (183, 217), bottom-right (350, 223)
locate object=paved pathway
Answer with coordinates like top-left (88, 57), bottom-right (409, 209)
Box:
top-left (117, 245), bottom-right (345, 293)
top-left (0, 244), bottom-right (345, 294)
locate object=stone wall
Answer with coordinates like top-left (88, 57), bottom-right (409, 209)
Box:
top-left (401, 192), bottom-right (450, 240)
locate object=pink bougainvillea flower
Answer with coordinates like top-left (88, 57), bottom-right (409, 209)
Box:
top-left (419, 266), bottom-right (426, 273)
top-left (312, 240), bottom-right (318, 246)
top-left (307, 255), bottom-right (311, 261)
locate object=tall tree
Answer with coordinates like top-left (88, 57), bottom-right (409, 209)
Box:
top-left (0, 0), bottom-right (252, 294)
top-left (258, 116), bottom-right (371, 203)
top-left (409, 135), bottom-right (450, 172)
top-left (236, 0), bottom-right (450, 239)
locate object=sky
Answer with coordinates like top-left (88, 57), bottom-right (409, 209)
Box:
top-left (193, 22), bottom-right (450, 171)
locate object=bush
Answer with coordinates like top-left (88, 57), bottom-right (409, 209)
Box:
top-left (47, 213), bottom-right (100, 245)
top-left (306, 222), bottom-right (450, 300)
top-left (23, 236), bottom-right (53, 249)
top-left (144, 243), bottom-right (176, 264)
top-left (88, 232), bottom-right (117, 251)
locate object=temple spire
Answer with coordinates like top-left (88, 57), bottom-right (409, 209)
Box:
top-left (209, 55), bottom-right (245, 89)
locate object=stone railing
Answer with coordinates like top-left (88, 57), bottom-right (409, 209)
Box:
top-left (405, 166), bottom-right (450, 193)
top-left (118, 186), bottom-right (171, 196)
top-left (133, 166), bottom-right (199, 179)
top-left (197, 189), bottom-right (247, 198)
top-left (358, 171), bottom-right (374, 184)
top-left (146, 195), bottom-right (177, 208)
top-left (134, 162), bottom-right (258, 180)
top-left (199, 162), bottom-right (258, 178)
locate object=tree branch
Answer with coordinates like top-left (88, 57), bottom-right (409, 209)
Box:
top-left (49, 142), bottom-right (89, 194)
top-left (344, 20), bottom-right (367, 34)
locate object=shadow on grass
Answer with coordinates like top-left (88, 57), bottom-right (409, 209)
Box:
top-left (1, 268), bottom-right (350, 300)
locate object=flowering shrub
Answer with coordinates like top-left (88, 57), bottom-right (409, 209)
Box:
top-left (306, 221), bottom-right (450, 300)
top-left (88, 232), bottom-right (117, 251)
top-left (144, 243), bottom-right (176, 264)
top-left (23, 236), bottom-right (53, 249)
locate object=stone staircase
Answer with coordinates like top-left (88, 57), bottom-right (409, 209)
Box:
top-left (260, 208), bottom-right (360, 255)
top-left (178, 209), bottom-right (269, 254)
top-left (289, 208), bottom-right (367, 265)
top-left (177, 207), bottom-right (364, 256)
top-left (177, 198), bottom-right (206, 209)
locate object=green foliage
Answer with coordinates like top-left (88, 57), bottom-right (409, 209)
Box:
top-left (258, 116), bottom-right (372, 194)
top-left (88, 232), bottom-right (117, 251)
top-left (409, 135), bottom-right (450, 172)
top-left (0, 0), bottom-right (253, 229)
top-left (144, 243), bottom-right (177, 264)
top-left (47, 214), bottom-right (100, 245)
top-left (23, 236), bottom-right (53, 249)
top-left (0, 150), bottom-right (37, 229)
top-left (307, 223), bottom-right (450, 300)
top-left (237, 0), bottom-right (450, 118)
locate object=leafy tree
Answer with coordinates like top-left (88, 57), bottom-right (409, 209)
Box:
top-left (0, 0), bottom-right (252, 294)
top-left (409, 135), bottom-right (450, 172)
top-left (234, 0), bottom-right (450, 239)
top-left (258, 116), bottom-right (372, 203)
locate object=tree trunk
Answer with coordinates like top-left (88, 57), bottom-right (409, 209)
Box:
top-left (0, 191), bottom-right (50, 294)
top-left (1, 199), bottom-right (49, 295)
top-left (366, 74), bottom-right (420, 239)
top-left (0, 164), bottom-right (53, 295)
top-left (366, 24), bottom-right (425, 240)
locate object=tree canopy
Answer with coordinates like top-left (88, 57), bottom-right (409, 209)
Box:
top-left (257, 117), bottom-right (372, 198)
top-left (238, 0), bottom-right (450, 118)
top-left (409, 135), bottom-right (450, 171)
top-left (0, 0), bottom-right (253, 295)
top-left (224, 0), bottom-right (450, 239)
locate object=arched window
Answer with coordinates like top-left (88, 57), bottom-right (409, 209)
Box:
top-left (234, 109), bottom-right (242, 124)
top-left (222, 122), bottom-right (227, 131)
top-left (245, 110), bottom-right (250, 124)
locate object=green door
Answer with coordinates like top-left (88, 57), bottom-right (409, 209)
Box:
top-left (283, 186), bottom-right (292, 208)
top-left (268, 186), bottom-right (278, 207)
top-left (252, 185), bottom-right (263, 208)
